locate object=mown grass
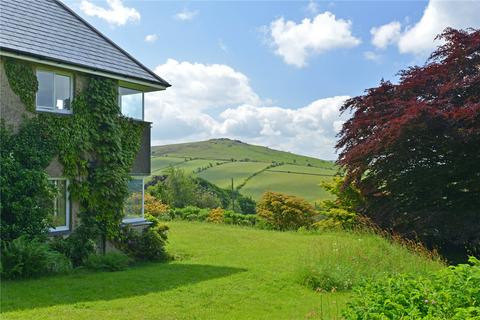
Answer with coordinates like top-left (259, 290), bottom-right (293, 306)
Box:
top-left (1, 222), bottom-right (443, 320)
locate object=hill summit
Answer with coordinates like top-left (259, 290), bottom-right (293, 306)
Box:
top-left (152, 138), bottom-right (334, 168)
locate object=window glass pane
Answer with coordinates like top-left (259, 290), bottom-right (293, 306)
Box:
top-left (119, 87), bottom-right (143, 120)
top-left (37, 71), bottom-right (54, 109)
top-left (124, 178), bottom-right (143, 220)
top-left (52, 180), bottom-right (67, 229)
top-left (55, 74), bottom-right (71, 111)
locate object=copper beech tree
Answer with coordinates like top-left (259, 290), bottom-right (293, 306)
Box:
top-left (337, 28), bottom-right (480, 259)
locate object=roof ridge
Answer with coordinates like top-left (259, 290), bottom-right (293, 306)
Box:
top-left (52, 0), bottom-right (170, 88)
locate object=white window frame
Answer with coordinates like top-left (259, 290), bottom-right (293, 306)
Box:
top-left (48, 178), bottom-right (70, 232)
top-left (122, 177), bottom-right (145, 224)
top-left (36, 69), bottom-right (73, 114)
top-left (118, 86), bottom-right (144, 121)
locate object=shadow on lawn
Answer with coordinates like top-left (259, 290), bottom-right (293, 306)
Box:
top-left (1, 262), bottom-right (246, 312)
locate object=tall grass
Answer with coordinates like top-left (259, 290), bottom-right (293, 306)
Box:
top-left (297, 230), bottom-right (445, 292)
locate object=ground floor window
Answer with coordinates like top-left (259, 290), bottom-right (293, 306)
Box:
top-left (49, 178), bottom-right (70, 232)
top-left (124, 177), bottom-right (145, 222)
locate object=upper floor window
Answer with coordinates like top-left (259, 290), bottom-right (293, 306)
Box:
top-left (119, 87), bottom-right (143, 120)
top-left (36, 70), bottom-right (73, 114)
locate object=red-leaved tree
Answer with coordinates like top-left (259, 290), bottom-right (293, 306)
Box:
top-left (337, 28), bottom-right (480, 260)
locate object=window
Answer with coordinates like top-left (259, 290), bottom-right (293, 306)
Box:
top-left (36, 70), bottom-right (73, 113)
top-left (124, 177), bottom-right (144, 222)
top-left (119, 87), bottom-right (144, 120)
top-left (49, 178), bottom-right (70, 232)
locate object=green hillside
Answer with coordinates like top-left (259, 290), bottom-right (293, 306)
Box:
top-left (150, 139), bottom-right (338, 203)
top-left (152, 138), bottom-right (335, 168)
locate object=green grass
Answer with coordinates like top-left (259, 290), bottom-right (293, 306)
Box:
top-left (150, 157), bottom-right (226, 176)
top-left (198, 161), bottom-right (270, 188)
top-left (152, 138), bottom-right (335, 168)
top-left (241, 170), bottom-right (335, 203)
top-left (150, 156), bottom-right (187, 173)
top-left (1, 222), bottom-right (443, 320)
top-left (270, 164), bottom-right (337, 176)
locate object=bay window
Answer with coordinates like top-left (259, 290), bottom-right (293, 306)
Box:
top-left (119, 87), bottom-right (144, 120)
top-left (36, 70), bottom-right (72, 113)
top-left (124, 177), bottom-right (145, 222)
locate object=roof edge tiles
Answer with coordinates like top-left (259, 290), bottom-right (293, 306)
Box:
top-left (52, 0), bottom-right (170, 88)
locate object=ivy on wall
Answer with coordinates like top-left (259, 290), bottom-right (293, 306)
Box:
top-left (4, 57), bottom-right (38, 112)
top-left (1, 58), bottom-right (146, 262)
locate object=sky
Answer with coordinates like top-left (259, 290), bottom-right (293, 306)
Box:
top-left (67, 0), bottom-right (480, 160)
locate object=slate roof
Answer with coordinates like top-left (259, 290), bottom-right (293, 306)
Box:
top-left (0, 0), bottom-right (170, 88)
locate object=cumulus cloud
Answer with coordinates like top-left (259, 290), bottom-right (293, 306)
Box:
top-left (369, 0), bottom-right (480, 55)
top-left (370, 21), bottom-right (401, 49)
top-left (79, 0), bottom-right (140, 26)
top-left (144, 34), bottom-right (158, 43)
top-left (398, 0), bottom-right (480, 55)
top-left (174, 9), bottom-right (198, 21)
top-left (145, 59), bottom-right (349, 159)
top-left (266, 12), bottom-right (361, 67)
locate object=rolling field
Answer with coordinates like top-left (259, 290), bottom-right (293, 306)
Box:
top-left (241, 170), bottom-right (335, 204)
top-left (150, 139), bottom-right (339, 203)
top-left (1, 222), bottom-right (443, 320)
top-left (198, 161), bottom-right (270, 189)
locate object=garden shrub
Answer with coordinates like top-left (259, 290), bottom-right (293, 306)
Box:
top-left (144, 193), bottom-right (170, 217)
top-left (84, 252), bottom-right (132, 272)
top-left (114, 220), bottom-right (169, 262)
top-left (1, 236), bottom-right (72, 279)
top-left (343, 257), bottom-right (480, 319)
top-left (257, 192), bottom-right (315, 231)
top-left (207, 208), bottom-right (225, 224)
top-left (315, 176), bottom-right (364, 230)
top-left (223, 210), bottom-right (256, 226)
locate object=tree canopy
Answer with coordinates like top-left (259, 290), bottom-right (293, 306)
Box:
top-left (336, 28), bottom-right (480, 260)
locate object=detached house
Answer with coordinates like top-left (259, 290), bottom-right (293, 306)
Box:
top-left (0, 0), bottom-right (170, 233)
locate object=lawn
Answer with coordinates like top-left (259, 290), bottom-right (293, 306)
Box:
top-left (1, 222), bottom-right (443, 320)
top-left (198, 161), bottom-right (269, 188)
top-left (241, 170), bottom-right (336, 204)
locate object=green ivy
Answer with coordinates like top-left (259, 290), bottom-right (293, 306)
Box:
top-left (4, 57), bottom-right (38, 112)
top-left (2, 58), bottom-right (145, 264)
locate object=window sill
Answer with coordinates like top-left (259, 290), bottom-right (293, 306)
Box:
top-left (49, 227), bottom-right (70, 236)
top-left (122, 218), bottom-right (151, 227)
top-left (36, 108), bottom-right (73, 116)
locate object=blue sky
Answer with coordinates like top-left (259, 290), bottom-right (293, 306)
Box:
top-left (68, 0), bottom-right (480, 160)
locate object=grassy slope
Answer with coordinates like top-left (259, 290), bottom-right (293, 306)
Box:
top-left (2, 222), bottom-right (443, 320)
top-left (152, 139), bottom-right (335, 168)
top-left (198, 161), bottom-right (270, 189)
top-left (241, 170), bottom-right (335, 203)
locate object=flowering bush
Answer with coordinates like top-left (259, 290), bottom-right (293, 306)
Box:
top-left (144, 194), bottom-right (169, 217)
top-left (207, 208), bottom-right (224, 224)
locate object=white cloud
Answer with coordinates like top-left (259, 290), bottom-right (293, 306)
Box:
top-left (174, 9), bottom-right (198, 21)
top-left (369, 1), bottom-right (480, 55)
top-left (267, 12), bottom-right (361, 67)
top-left (145, 59), bottom-right (349, 159)
top-left (370, 21), bottom-right (401, 49)
top-left (363, 51), bottom-right (382, 62)
top-left (144, 34), bottom-right (158, 43)
top-left (79, 0), bottom-right (140, 26)
top-left (398, 0), bottom-right (480, 55)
